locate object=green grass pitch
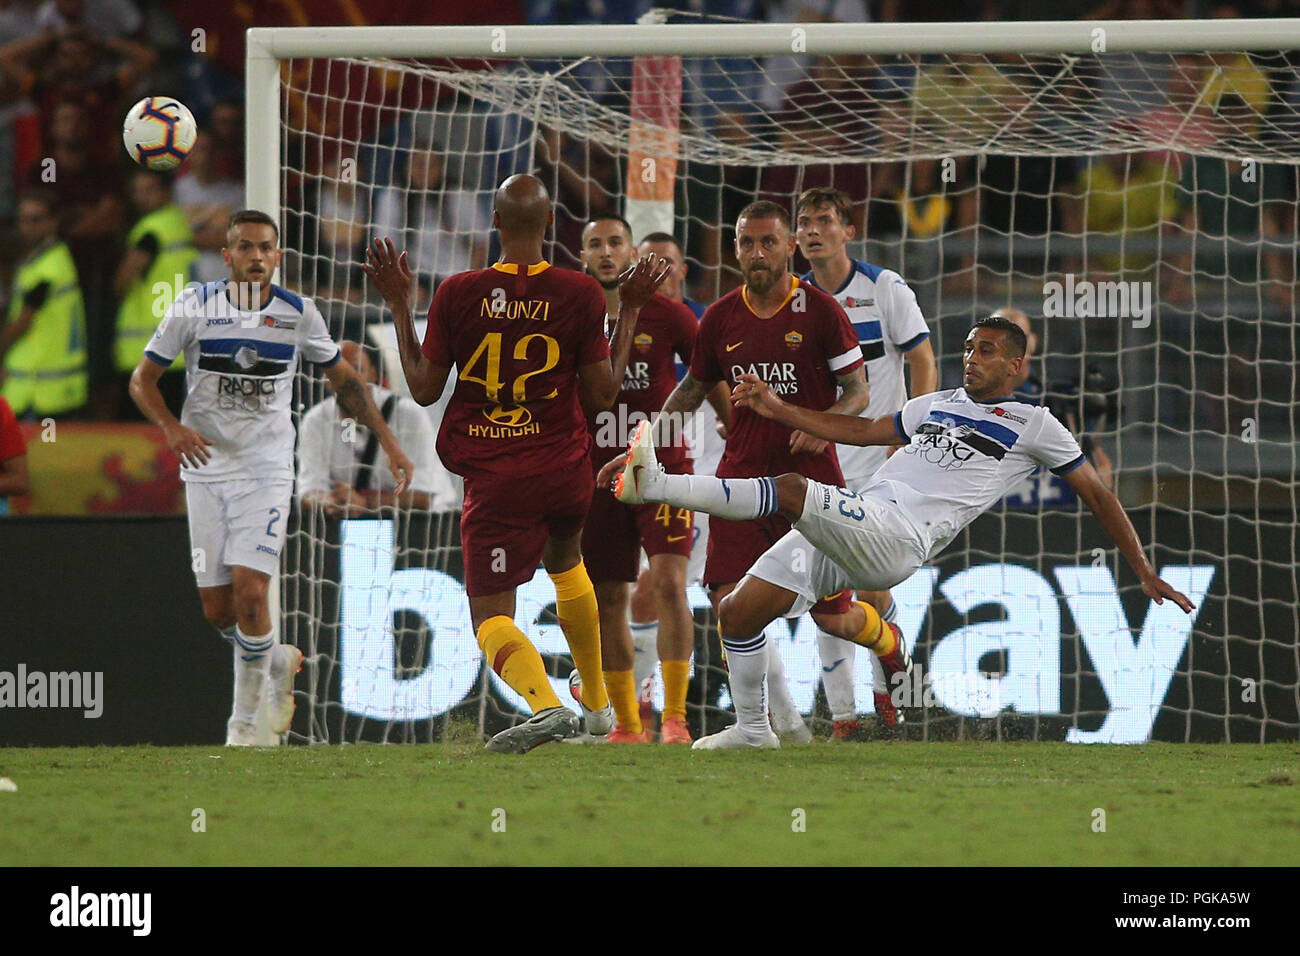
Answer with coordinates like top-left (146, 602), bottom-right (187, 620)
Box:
top-left (1, 741), bottom-right (1296, 866)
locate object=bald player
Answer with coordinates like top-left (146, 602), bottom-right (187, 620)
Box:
top-left (366, 174), bottom-right (671, 753)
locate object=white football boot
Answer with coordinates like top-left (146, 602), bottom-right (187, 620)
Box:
top-left (691, 724), bottom-right (780, 750)
top-left (265, 644), bottom-right (304, 735)
top-left (771, 714), bottom-right (814, 745)
top-left (613, 420), bottom-right (663, 505)
top-left (225, 717), bottom-right (258, 747)
top-left (568, 668), bottom-right (616, 737)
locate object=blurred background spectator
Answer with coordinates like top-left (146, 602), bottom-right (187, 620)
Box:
top-left (174, 133), bottom-right (243, 283)
top-left (113, 167), bottom-right (193, 419)
top-left (0, 191), bottom-right (87, 419)
top-left (297, 340), bottom-right (455, 516)
top-left (372, 144), bottom-right (491, 297)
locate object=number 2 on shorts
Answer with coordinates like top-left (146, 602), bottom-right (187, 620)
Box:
top-left (266, 507), bottom-right (282, 537)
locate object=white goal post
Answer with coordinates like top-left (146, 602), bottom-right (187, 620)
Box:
top-left (246, 18), bottom-right (1300, 746)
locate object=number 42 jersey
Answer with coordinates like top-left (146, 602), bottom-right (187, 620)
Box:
top-left (421, 262), bottom-right (609, 479)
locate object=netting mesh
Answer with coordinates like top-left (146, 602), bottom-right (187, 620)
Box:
top-left (276, 43), bottom-right (1298, 745)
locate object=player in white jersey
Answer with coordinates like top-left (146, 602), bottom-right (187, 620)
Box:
top-left (796, 187), bottom-right (937, 737)
top-left (602, 315), bottom-right (1194, 749)
top-left (129, 210), bottom-right (416, 746)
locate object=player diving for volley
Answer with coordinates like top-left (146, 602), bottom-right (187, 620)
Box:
top-left (131, 209), bottom-right (416, 747)
top-left (366, 174), bottom-right (671, 753)
top-left (598, 314), bottom-right (1195, 749)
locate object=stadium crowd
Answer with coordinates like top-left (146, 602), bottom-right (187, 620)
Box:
top-left (0, 0), bottom-right (1295, 442)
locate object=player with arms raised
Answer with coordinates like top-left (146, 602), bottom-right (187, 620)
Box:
top-left (366, 175), bottom-right (670, 753)
top-left (130, 209), bottom-right (415, 746)
top-left (602, 315), bottom-right (1194, 749)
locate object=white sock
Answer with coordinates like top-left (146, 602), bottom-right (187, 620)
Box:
top-left (231, 626), bottom-right (274, 725)
top-left (871, 599), bottom-right (899, 700)
top-left (721, 633), bottom-right (771, 741)
top-left (817, 628), bottom-right (858, 722)
top-left (630, 619), bottom-right (659, 698)
top-left (646, 473), bottom-right (780, 521)
top-left (217, 624), bottom-right (238, 646)
top-left (765, 637), bottom-right (804, 731)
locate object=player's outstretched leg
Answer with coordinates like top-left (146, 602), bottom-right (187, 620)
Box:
top-left (616, 421), bottom-right (789, 520)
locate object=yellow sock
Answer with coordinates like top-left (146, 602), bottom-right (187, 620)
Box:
top-left (661, 660), bottom-right (690, 723)
top-left (477, 615), bottom-right (562, 714)
top-left (604, 669), bottom-right (641, 733)
top-left (849, 601), bottom-right (897, 657)
top-left (549, 561), bottom-right (608, 711)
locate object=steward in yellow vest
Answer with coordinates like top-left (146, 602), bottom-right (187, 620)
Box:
top-left (0, 196), bottom-right (88, 418)
top-left (115, 172), bottom-right (197, 373)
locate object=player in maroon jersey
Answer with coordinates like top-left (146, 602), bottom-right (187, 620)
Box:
top-left (571, 217), bottom-right (729, 745)
top-left (364, 174), bottom-right (670, 753)
top-left (631, 200), bottom-right (908, 745)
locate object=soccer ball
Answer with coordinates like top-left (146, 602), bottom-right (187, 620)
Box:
top-left (122, 96), bottom-right (197, 171)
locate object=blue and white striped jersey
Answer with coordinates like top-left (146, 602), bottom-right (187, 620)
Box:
top-left (802, 259), bottom-right (930, 486)
top-left (145, 280), bottom-right (340, 482)
top-left (864, 387), bottom-right (1086, 560)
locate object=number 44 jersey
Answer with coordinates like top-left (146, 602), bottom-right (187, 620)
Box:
top-left (421, 262), bottom-right (609, 479)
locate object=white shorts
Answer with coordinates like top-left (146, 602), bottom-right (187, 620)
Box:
top-left (186, 478), bottom-right (293, 588)
top-left (747, 480), bottom-right (929, 618)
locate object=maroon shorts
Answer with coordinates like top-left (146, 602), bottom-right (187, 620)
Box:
top-left (460, 463), bottom-right (593, 597)
top-left (582, 459), bottom-right (693, 584)
top-left (704, 513), bottom-right (851, 614)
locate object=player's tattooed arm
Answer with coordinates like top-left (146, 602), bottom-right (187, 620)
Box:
top-left (789, 365), bottom-right (869, 455)
top-left (651, 371), bottom-right (713, 449)
top-left (1065, 461), bottom-right (1195, 613)
top-left (732, 373), bottom-right (901, 448)
top-left (363, 237), bottom-right (450, 406)
top-left (324, 362), bottom-right (414, 497)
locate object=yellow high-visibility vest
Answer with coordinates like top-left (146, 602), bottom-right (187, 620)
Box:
top-left (115, 204), bottom-right (197, 372)
top-left (2, 240), bottom-right (87, 417)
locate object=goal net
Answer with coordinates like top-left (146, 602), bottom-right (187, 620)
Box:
top-left (255, 18), bottom-right (1299, 745)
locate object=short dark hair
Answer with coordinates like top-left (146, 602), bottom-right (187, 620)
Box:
top-left (972, 314), bottom-right (1028, 359)
top-left (736, 200), bottom-right (790, 232)
top-left (227, 209), bottom-right (279, 242)
top-left (795, 187), bottom-right (854, 227)
top-left (639, 230), bottom-right (681, 251)
top-left (584, 216), bottom-right (633, 241)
